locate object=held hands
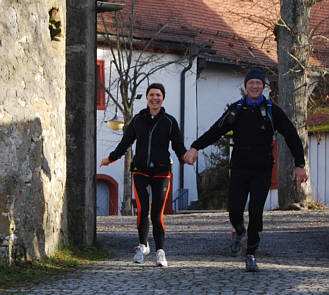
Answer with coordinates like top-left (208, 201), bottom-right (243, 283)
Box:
top-left (99, 158), bottom-right (111, 167)
top-left (292, 167), bottom-right (308, 185)
top-left (184, 148), bottom-right (198, 165)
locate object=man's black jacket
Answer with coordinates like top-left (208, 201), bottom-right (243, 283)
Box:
top-left (191, 97), bottom-right (305, 169)
top-left (109, 107), bottom-right (186, 172)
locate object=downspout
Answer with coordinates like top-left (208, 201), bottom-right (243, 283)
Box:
top-left (180, 57), bottom-right (194, 190)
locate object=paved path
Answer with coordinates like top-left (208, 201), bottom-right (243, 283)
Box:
top-left (2, 210), bottom-right (329, 294)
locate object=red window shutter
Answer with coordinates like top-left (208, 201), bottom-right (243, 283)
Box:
top-left (97, 60), bottom-right (105, 110)
top-left (270, 141), bottom-right (278, 189)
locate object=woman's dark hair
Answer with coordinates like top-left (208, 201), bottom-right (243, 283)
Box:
top-left (146, 83), bottom-right (165, 99)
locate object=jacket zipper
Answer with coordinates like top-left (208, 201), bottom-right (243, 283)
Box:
top-left (147, 120), bottom-right (160, 167)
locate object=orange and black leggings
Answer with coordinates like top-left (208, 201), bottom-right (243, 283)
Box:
top-left (133, 171), bottom-right (171, 250)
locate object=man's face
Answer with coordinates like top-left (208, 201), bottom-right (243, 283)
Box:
top-left (245, 78), bottom-right (264, 100)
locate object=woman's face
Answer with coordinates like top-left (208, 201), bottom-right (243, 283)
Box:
top-left (147, 88), bottom-right (164, 112)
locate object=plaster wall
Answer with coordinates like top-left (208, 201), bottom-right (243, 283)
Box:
top-left (96, 49), bottom-right (198, 212)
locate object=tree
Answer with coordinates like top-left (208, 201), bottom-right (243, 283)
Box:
top-left (97, 0), bottom-right (193, 215)
top-left (276, 0), bottom-right (315, 209)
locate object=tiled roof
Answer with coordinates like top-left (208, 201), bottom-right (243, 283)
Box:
top-left (97, 0), bottom-right (329, 68)
top-left (309, 1), bottom-right (329, 67)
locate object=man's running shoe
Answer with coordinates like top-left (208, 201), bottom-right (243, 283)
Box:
top-left (156, 249), bottom-right (168, 267)
top-left (133, 242), bottom-right (150, 263)
top-left (245, 254), bottom-right (259, 272)
top-left (230, 232), bottom-right (246, 257)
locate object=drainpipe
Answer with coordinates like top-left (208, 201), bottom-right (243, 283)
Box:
top-left (180, 57), bottom-right (194, 190)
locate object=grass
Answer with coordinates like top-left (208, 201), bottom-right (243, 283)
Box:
top-left (307, 104), bottom-right (329, 133)
top-left (0, 243), bottom-right (114, 289)
top-left (308, 119), bottom-right (329, 133)
top-left (308, 105), bottom-right (329, 115)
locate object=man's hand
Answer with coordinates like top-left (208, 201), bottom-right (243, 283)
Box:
top-left (99, 158), bottom-right (111, 167)
top-left (184, 148), bottom-right (198, 165)
top-left (292, 167), bottom-right (308, 185)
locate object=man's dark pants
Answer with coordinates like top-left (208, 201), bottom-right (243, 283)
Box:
top-left (228, 168), bottom-right (272, 254)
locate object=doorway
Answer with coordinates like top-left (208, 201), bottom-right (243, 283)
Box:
top-left (96, 174), bottom-right (118, 215)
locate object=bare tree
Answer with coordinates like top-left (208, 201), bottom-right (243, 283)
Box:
top-left (97, 0), bottom-right (193, 215)
top-left (276, 0), bottom-right (320, 209)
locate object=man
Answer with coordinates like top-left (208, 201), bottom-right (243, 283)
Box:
top-left (184, 68), bottom-right (307, 272)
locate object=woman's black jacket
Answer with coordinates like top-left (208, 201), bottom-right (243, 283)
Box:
top-left (108, 107), bottom-right (186, 172)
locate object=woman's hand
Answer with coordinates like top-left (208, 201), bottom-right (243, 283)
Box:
top-left (184, 148), bottom-right (198, 165)
top-left (100, 158), bottom-right (111, 167)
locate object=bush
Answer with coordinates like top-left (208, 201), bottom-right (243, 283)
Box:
top-left (190, 137), bottom-right (230, 210)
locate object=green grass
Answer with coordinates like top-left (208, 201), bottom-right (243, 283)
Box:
top-left (308, 105), bottom-right (329, 115)
top-left (308, 119), bottom-right (329, 133)
top-left (308, 103), bottom-right (329, 134)
top-left (0, 243), bottom-right (114, 289)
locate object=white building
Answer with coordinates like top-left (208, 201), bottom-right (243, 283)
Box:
top-left (95, 0), bottom-right (329, 214)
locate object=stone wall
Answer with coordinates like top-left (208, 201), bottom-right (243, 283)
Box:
top-left (0, 0), bottom-right (67, 264)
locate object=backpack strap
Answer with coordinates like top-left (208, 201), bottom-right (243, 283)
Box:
top-left (236, 98), bottom-right (244, 110)
top-left (266, 99), bottom-right (278, 142)
top-left (218, 98), bottom-right (244, 127)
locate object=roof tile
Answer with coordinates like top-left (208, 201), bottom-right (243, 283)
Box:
top-left (98, 0), bottom-right (329, 68)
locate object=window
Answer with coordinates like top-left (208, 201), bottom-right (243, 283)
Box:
top-left (97, 60), bottom-right (105, 110)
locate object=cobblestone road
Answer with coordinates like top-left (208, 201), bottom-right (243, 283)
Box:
top-left (1, 210), bottom-right (329, 294)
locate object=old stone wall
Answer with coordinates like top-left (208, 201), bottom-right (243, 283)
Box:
top-left (0, 0), bottom-right (67, 264)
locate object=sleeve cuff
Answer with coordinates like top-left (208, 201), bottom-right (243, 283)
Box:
top-left (107, 157), bottom-right (115, 164)
top-left (296, 163), bottom-right (305, 168)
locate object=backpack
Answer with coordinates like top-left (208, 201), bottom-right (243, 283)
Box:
top-left (232, 97), bottom-right (278, 141)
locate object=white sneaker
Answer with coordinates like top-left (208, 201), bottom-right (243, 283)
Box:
top-left (133, 243), bottom-right (150, 263)
top-left (156, 249), bottom-right (168, 267)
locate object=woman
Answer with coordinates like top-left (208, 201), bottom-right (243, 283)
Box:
top-left (100, 83), bottom-right (186, 267)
